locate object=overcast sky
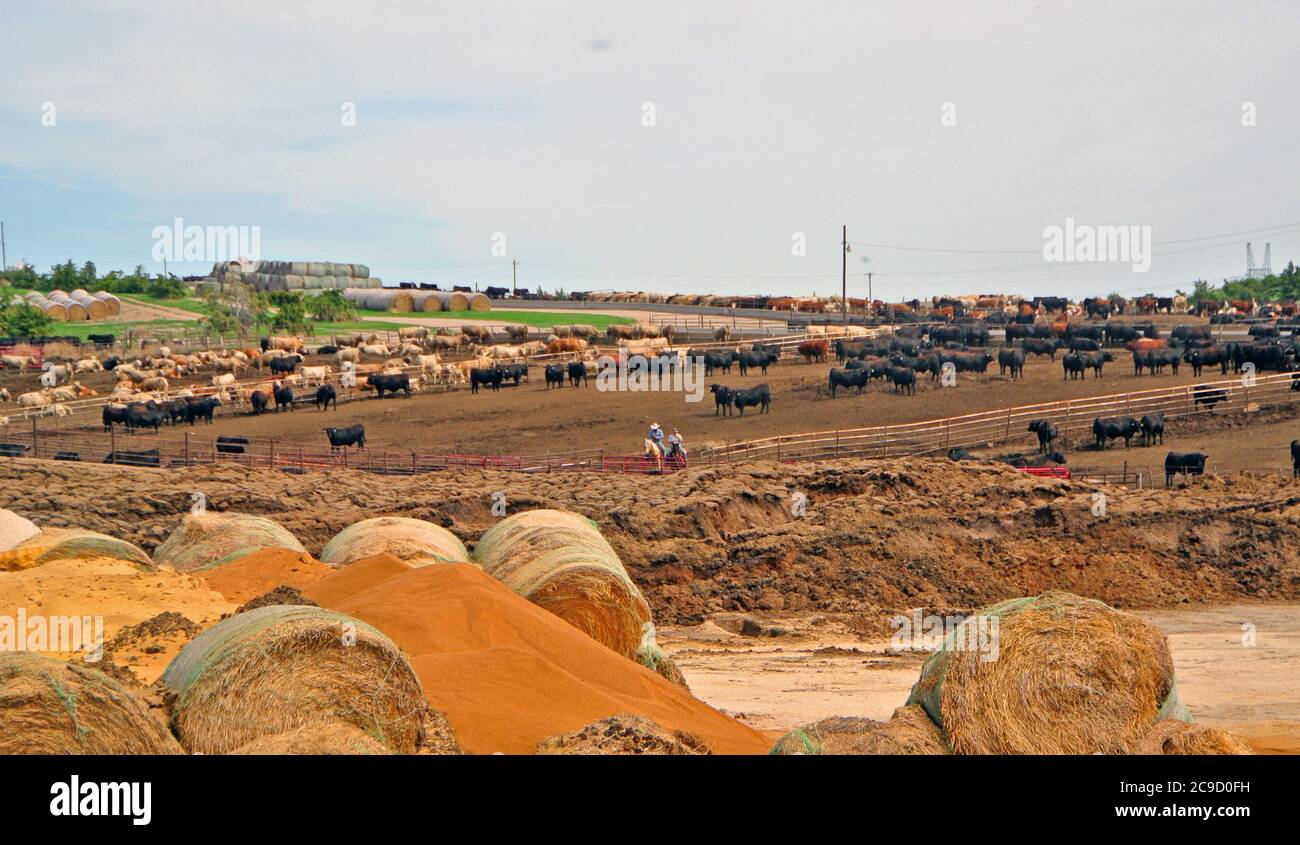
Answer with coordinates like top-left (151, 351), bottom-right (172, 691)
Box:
top-left (1, 1), bottom-right (1296, 300)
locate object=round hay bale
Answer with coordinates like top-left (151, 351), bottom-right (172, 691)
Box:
top-left (320, 516), bottom-right (469, 569)
top-left (906, 591), bottom-right (1188, 755)
top-left (63, 302), bottom-right (88, 321)
top-left (472, 509), bottom-right (651, 658)
top-left (43, 302), bottom-right (68, 321)
top-left (153, 512), bottom-right (306, 574)
top-left (1134, 720), bottom-right (1253, 755)
top-left (307, 262), bottom-right (329, 277)
top-left (93, 291), bottom-right (122, 315)
top-left (0, 653), bottom-right (183, 754)
top-left (0, 508), bottom-right (40, 552)
top-left (0, 528), bottom-right (154, 572)
top-left (769, 705), bottom-right (948, 755)
top-left (161, 604), bottom-right (428, 754)
top-left (228, 721), bottom-right (392, 755)
top-left (410, 291), bottom-right (443, 312)
top-left (466, 292), bottom-right (491, 312)
top-left (351, 264), bottom-right (370, 279)
top-left (437, 291), bottom-right (469, 312)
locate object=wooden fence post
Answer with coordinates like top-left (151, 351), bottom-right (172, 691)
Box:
top-left (31, 418), bottom-right (38, 458)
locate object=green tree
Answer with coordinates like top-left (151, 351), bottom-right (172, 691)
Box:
top-left (305, 289), bottom-right (356, 322)
top-left (79, 261), bottom-right (98, 286)
top-left (47, 260), bottom-right (79, 291)
top-left (200, 282), bottom-right (265, 336)
top-left (268, 291), bottom-right (309, 333)
top-left (0, 302), bottom-right (55, 336)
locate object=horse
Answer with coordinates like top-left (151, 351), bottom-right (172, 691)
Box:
top-left (642, 438), bottom-right (664, 473)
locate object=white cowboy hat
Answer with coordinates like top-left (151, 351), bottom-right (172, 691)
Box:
top-left (650, 422), bottom-right (661, 429)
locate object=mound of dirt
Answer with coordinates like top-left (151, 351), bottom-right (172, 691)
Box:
top-left (302, 556), bottom-right (772, 755)
top-left (3, 457), bottom-right (1297, 626)
top-left (199, 548), bottom-right (334, 604)
top-left (235, 586), bottom-right (317, 614)
top-left (536, 715), bottom-right (712, 755)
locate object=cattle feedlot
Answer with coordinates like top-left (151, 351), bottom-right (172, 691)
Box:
top-left (0, 3), bottom-right (1297, 830)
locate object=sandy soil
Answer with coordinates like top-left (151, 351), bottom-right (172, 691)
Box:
top-left (660, 603), bottom-right (1300, 754)
top-left (115, 299), bottom-right (202, 322)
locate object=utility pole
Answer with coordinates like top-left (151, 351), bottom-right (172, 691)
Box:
top-left (1, 222), bottom-right (6, 271)
top-left (841, 225), bottom-right (850, 325)
top-left (867, 272), bottom-right (873, 308)
top-left (512, 259), bottom-right (518, 296)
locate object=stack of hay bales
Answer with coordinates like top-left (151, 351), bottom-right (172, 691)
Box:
top-left (472, 509), bottom-right (652, 660)
top-left (0, 653), bottom-right (183, 754)
top-left (320, 516), bottom-right (469, 568)
top-left (343, 288), bottom-right (416, 312)
top-left (152, 512), bottom-right (306, 573)
top-left (903, 591), bottom-right (1218, 755)
top-left (69, 289), bottom-right (110, 320)
top-left (204, 260), bottom-right (382, 293)
top-left (15, 289), bottom-right (118, 322)
top-left (159, 604), bottom-right (435, 754)
top-left (23, 292), bottom-right (67, 321)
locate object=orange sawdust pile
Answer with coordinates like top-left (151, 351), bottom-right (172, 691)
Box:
top-left (302, 555), bottom-right (771, 755)
top-left (200, 548), bottom-right (336, 604)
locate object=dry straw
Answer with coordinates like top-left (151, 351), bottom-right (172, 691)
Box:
top-left (0, 653), bottom-right (183, 754)
top-left (907, 591), bottom-right (1189, 755)
top-left (1134, 720), bottom-right (1253, 755)
top-left (161, 604), bottom-right (429, 754)
top-left (153, 512), bottom-right (305, 573)
top-left (320, 516), bottom-right (469, 568)
top-left (0, 527), bottom-right (154, 573)
top-left (228, 721), bottom-right (393, 755)
top-left (769, 705), bottom-right (948, 755)
top-left (473, 509), bottom-right (651, 658)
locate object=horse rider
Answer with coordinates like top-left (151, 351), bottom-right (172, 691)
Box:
top-left (666, 427), bottom-right (687, 462)
top-left (647, 422), bottom-right (665, 453)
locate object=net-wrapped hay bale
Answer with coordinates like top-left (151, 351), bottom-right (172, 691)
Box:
top-left (351, 264), bottom-right (370, 279)
top-left (153, 512), bottom-right (306, 573)
top-left (161, 604), bottom-right (428, 754)
top-left (536, 714), bottom-right (711, 755)
top-left (906, 591), bottom-right (1188, 755)
top-left (635, 622), bottom-right (688, 689)
top-left (0, 653), bottom-right (183, 754)
top-left (320, 516), bottom-right (470, 569)
top-left (93, 291), bottom-right (122, 315)
top-left (466, 292), bottom-right (491, 311)
top-left (472, 509), bottom-right (652, 658)
top-left (1135, 720), bottom-right (1253, 755)
top-left (0, 528), bottom-right (154, 572)
top-left (770, 705), bottom-right (948, 755)
top-left (410, 291), bottom-right (444, 312)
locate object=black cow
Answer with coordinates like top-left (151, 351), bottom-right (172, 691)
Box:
top-left (269, 354), bottom-right (302, 375)
top-left (1067, 337), bottom-right (1102, 352)
top-left (1062, 352), bottom-right (1087, 380)
top-left (104, 449), bottom-right (161, 467)
top-left (0, 443), bottom-right (29, 458)
top-left (316, 345), bottom-right (338, 355)
top-left (1021, 338), bottom-right (1064, 360)
top-left (325, 424), bottom-right (366, 450)
top-left (1092, 416), bottom-right (1141, 449)
top-left (703, 351), bottom-right (737, 376)
top-left (470, 367), bottom-right (503, 393)
top-left (732, 383), bottom-right (771, 415)
top-left (997, 349), bottom-right (1025, 379)
top-left (53, 451), bottom-right (80, 462)
top-left (1027, 420), bottom-right (1059, 453)
top-left (709, 383), bottom-right (734, 416)
top-left (1140, 413), bottom-right (1165, 446)
top-left (1083, 350), bottom-right (1114, 378)
top-left (947, 448), bottom-right (974, 461)
top-left (125, 404), bottom-right (166, 433)
top-left (738, 351), bottom-right (778, 377)
top-left (1146, 348), bottom-right (1181, 375)
top-left (887, 366), bottom-right (916, 395)
top-left (216, 436), bottom-right (249, 455)
top-left (273, 383), bottom-right (294, 412)
top-left (1291, 440), bottom-right (1300, 479)
top-left (250, 390), bottom-right (270, 416)
top-left (315, 384), bottom-right (337, 411)
top-left (950, 352), bottom-right (993, 377)
top-left (185, 396), bottom-right (220, 425)
top-left (368, 373), bottom-right (412, 399)
top-left (1105, 324), bottom-right (1139, 346)
top-left (1186, 346), bottom-right (1230, 377)
top-left (828, 367), bottom-right (868, 397)
top-left (568, 361), bottom-right (589, 387)
top-left (1165, 452), bottom-right (1207, 487)
top-left (102, 404), bottom-right (130, 431)
top-left (163, 399), bottom-right (190, 426)
top-left (498, 364), bottom-right (529, 386)
top-left (1192, 385), bottom-right (1228, 411)
top-left (545, 364), bottom-right (566, 389)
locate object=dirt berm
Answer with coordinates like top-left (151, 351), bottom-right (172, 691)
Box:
top-left (1, 458), bottom-right (1297, 623)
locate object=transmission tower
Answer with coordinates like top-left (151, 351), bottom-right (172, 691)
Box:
top-left (1246, 242), bottom-right (1274, 278)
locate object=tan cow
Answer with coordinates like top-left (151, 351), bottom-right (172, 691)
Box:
top-left (139, 376), bottom-right (169, 393)
top-left (301, 365), bottom-right (332, 386)
top-left (16, 390), bottom-right (51, 408)
top-left (211, 373), bottom-right (237, 388)
top-left (268, 335), bottom-right (306, 353)
top-left (335, 347), bottom-right (361, 364)
top-left (73, 358), bottom-right (104, 373)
